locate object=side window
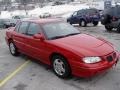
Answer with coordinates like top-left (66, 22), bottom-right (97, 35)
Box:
top-left (27, 23), bottom-right (40, 36)
top-left (77, 10), bottom-right (85, 15)
top-left (15, 22), bottom-right (21, 32)
top-left (18, 22), bottom-right (29, 34)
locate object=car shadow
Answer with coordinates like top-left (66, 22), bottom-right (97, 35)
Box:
top-left (16, 53), bottom-right (119, 90)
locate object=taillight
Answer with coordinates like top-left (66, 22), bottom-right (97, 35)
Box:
top-left (112, 16), bottom-right (117, 21)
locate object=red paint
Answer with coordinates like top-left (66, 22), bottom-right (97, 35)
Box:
top-left (5, 19), bottom-right (119, 78)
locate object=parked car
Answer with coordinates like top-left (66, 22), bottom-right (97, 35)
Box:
top-left (67, 8), bottom-right (100, 27)
top-left (101, 5), bottom-right (120, 33)
top-left (0, 19), bottom-right (12, 28)
top-left (5, 19), bottom-right (119, 78)
top-left (0, 19), bottom-right (6, 28)
top-left (12, 15), bottom-right (30, 19)
top-left (39, 13), bottom-right (51, 18)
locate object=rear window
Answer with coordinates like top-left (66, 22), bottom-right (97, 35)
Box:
top-left (104, 6), bottom-right (120, 17)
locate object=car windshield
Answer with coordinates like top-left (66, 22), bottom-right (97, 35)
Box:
top-left (43, 22), bottom-right (80, 40)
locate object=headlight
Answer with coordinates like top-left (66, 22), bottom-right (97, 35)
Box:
top-left (83, 57), bottom-right (101, 64)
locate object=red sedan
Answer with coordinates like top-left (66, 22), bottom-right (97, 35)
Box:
top-left (5, 19), bottom-right (119, 78)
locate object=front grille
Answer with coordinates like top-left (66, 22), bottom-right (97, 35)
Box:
top-left (106, 52), bottom-right (116, 62)
top-left (106, 56), bottom-right (113, 62)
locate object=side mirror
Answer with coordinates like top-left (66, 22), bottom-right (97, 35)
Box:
top-left (33, 33), bottom-right (44, 41)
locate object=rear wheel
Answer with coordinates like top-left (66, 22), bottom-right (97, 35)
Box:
top-left (105, 25), bottom-right (113, 32)
top-left (51, 55), bottom-right (71, 78)
top-left (93, 21), bottom-right (99, 26)
top-left (9, 41), bottom-right (19, 56)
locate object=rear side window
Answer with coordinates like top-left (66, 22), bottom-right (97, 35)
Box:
top-left (77, 10), bottom-right (86, 15)
top-left (27, 23), bottom-right (40, 36)
top-left (15, 22), bottom-right (21, 32)
top-left (18, 22), bottom-right (29, 34)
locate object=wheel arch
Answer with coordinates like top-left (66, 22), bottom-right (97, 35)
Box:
top-left (80, 18), bottom-right (86, 22)
top-left (49, 52), bottom-right (67, 62)
top-left (8, 38), bottom-right (13, 44)
top-left (49, 52), bottom-right (71, 68)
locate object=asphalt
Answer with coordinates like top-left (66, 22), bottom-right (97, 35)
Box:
top-left (0, 24), bottom-right (120, 90)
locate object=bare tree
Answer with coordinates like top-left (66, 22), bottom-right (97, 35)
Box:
top-left (1, 0), bottom-right (12, 11)
top-left (15, 0), bottom-right (33, 15)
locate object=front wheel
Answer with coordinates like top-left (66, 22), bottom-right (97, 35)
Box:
top-left (67, 20), bottom-right (72, 25)
top-left (52, 55), bottom-right (71, 78)
top-left (93, 21), bottom-right (99, 26)
top-left (79, 20), bottom-right (87, 27)
top-left (9, 41), bottom-right (19, 56)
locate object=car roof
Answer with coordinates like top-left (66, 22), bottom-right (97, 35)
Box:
top-left (22, 18), bottom-right (63, 24)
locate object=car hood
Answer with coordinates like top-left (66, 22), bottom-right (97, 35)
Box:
top-left (50, 34), bottom-right (114, 56)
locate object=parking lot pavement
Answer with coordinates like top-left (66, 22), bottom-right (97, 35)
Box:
top-left (0, 25), bottom-right (120, 90)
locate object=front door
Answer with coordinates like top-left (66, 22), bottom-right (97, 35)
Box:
top-left (25, 22), bottom-right (49, 64)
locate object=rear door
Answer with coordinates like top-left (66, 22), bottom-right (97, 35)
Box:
top-left (88, 9), bottom-right (99, 21)
top-left (13, 21), bottom-right (30, 53)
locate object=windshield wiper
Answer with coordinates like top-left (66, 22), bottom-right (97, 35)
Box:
top-left (50, 35), bottom-right (66, 39)
top-left (50, 33), bottom-right (80, 40)
top-left (65, 33), bottom-right (80, 37)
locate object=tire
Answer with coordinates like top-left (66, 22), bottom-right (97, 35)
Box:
top-left (93, 21), bottom-right (99, 26)
top-left (105, 25), bottom-right (113, 32)
top-left (9, 41), bottom-right (19, 56)
top-left (51, 55), bottom-right (71, 78)
top-left (117, 24), bottom-right (120, 33)
top-left (79, 20), bottom-right (87, 27)
top-left (101, 15), bottom-right (111, 25)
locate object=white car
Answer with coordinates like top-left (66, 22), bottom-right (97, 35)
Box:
top-left (39, 13), bottom-right (51, 18)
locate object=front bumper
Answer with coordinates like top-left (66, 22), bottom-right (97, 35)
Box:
top-left (71, 52), bottom-right (120, 78)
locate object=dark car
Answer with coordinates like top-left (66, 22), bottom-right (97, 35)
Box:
top-left (101, 5), bottom-right (120, 33)
top-left (67, 8), bottom-right (100, 27)
top-left (12, 15), bottom-right (29, 19)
